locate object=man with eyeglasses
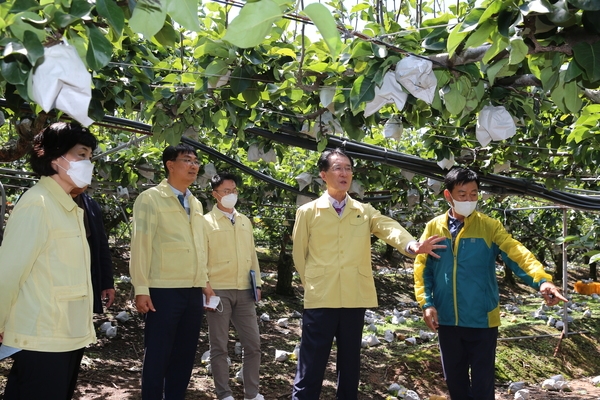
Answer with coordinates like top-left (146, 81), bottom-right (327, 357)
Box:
top-left (203, 173), bottom-right (264, 400)
top-left (130, 144), bottom-right (215, 400)
top-left (414, 167), bottom-right (567, 400)
top-left (291, 147), bottom-right (446, 400)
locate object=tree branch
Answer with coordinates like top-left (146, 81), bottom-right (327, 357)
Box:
top-left (0, 114), bottom-right (48, 163)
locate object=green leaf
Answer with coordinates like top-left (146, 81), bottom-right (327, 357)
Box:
top-left (567, 0), bottom-right (600, 11)
top-left (85, 25), bottom-right (113, 71)
top-left (463, 20), bottom-right (494, 49)
top-left (564, 60), bottom-right (583, 82)
top-left (487, 58), bottom-right (509, 85)
top-left (350, 41), bottom-right (373, 59)
top-left (8, 0), bottom-right (41, 13)
top-left (444, 86), bottom-right (466, 115)
top-left (498, 9), bottom-right (518, 37)
top-left (447, 22), bottom-right (469, 57)
top-left (564, 80), bottom-right (582, 113)
top-left (96, 0), bottom-right (125, 37)
top-left (53, 11), bottom-right (81, 28)
top-left (350, 75), bottom-right (375, 112)
top-left (242, 88), bottom-right (260, 106)
top-left (129, 0), bottom-right (167, 38)
top-left (303, 3), bottom-right (342, 59)
top-left (154, 22), bottom-right (179, 48)
top-left (482, 34), bottom-right (509, 64)
top-left (519, 0), bottom-right (552, 15)
top-left (572, 41), bottom-right (600, 83)
top-left (230, 66), bottom-right (252, 96)
top-left (509, 37), bottom-right (528, 65)
top-left (459, 8), bottom-right (484, 33)
top-left (540, 66), bottom-right (559, 91)
top-left (8, 11), bottom-right (46, 41)
top-left (22, 30), bottom-right (44, 65)
top-left (70, 0), bottom-right (93, 18)
top-left (205, 59), bottom-right (228, 88)
top-left (166, 0), bottom-right (201, 32)
top-left (0, 58), bottom-right (29, 85)
top-left (223, 0), bottom-right (282, 49)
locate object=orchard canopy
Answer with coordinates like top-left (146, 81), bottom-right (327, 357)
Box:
top-left (0, 0), bottom-right (600, 212)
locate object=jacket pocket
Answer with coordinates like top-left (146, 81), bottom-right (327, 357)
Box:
top-left (159, 242), bottom-right (193, 279)
top-left (54, 285), bottom-right (90, 338)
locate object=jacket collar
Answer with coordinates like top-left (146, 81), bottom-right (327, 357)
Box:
top-left (39, 176), bottom-right (77, 212)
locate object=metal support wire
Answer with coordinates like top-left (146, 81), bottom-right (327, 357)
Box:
top-left (0, 180), bottom-right (6, 243)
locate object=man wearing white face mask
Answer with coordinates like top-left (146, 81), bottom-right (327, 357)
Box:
top-left (203, 173), bottom-right (264, 400)
top-left (414, 167), bottom-right (567, 400)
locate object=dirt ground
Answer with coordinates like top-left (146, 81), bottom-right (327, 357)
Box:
top-left (1, 248), bottom-right (599, 400)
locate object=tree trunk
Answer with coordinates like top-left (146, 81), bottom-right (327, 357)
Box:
top-left (384, 243), bottom-right (394, 261)
top-left (503, 264), bottom-right (516, 286)
top-left (591, 262), bottom-right (597, 281)
top-left (276, 231), bottom-right (294, 296)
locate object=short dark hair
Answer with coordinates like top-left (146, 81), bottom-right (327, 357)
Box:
top-left (29, 122), bottom-right (97, 177)
top-left (317, 148), bottom-right (353, 172)
top-left (211, 172), bottom-right (239, 190)
top-left (162, 144), bottom-right (198, 177)
top-left (444, 167), bottom-right (480, 192)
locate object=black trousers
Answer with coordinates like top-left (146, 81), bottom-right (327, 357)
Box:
top-left (292, 308), bottom-right (366, 400)
top-left (4, 347), bottom-right (85, 400)
top-left (438, 325), bottom-right (498, 400)
top-left (141, 287), bottom-right (204, 400)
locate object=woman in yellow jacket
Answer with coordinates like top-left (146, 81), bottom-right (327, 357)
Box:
top-left (0, 122), bottom-right (98, 399)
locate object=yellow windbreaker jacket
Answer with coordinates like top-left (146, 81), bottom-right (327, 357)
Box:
top-left (130, 179), bottom-right (208, 296)
top-left (292, 194), bottom-right (415, 309)
top-left (203, 206), bottom-right (262, 290)
top-left (0, 177), bottom-right (96, 352)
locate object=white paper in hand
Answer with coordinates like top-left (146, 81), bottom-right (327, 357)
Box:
top-left (203, 294), bottom-right (221, 310)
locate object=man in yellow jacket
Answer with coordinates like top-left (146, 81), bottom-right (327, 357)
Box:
top-left (130, 144), bottom-right (214, 400)
top-left (203, 173), bottom-right (264, 400)
top-left (291, 148), bottom-right (445, 400)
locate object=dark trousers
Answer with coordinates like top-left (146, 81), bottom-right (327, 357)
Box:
top-left (142, 287), bottom-right (204, 400)
top-left (438, 325), bottom-right (498, 400)
top-left (292, 308), bottom-right (366, 400)
top-left (4, 347), bottom-right (85, 399)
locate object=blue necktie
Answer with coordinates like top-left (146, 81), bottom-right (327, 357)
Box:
top-left (333, 205), bottom-right (343, 215)
top-left (177, 194), bottom-right (185, 208)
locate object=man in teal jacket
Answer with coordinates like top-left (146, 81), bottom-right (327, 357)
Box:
top-left (414, 167), bottom-right (567, 400)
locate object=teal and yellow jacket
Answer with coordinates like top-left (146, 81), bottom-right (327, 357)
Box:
top-left (414, 211), bottom-right (552, 328)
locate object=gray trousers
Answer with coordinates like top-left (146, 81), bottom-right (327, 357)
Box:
top-left (206, 289), bottom-right (261, 400)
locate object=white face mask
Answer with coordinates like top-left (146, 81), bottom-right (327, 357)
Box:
top-left (220, 193), bottom-right (238, 209)
top-left (59, 156), bottom-right (94, 188)
top-left (450, 195), bottom-right (478, 218)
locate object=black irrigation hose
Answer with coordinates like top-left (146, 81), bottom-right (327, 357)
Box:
top-left (246, 127), bottom-right (600, 211)
top-left (2, 101), bottom-right (599, 210)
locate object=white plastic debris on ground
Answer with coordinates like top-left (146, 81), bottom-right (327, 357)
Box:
top-left (541, 375), bottom-right (570, 391)
top-left (277, 318), bottom-right (289, 328)
top-left (419, 330), bottom-right (436, 341)
top-left (260, 313), bottom-right (270, 322)
top-left (115, 311), bottom-right (130, 322)
top-left (514, 389), bottom-right (529, 400)
top-left (508, 381), bottom-right (526, 393)
top-left (384, 330), bottom-right (395, 343)
top-left (275, 349), bottom-right (291, 362)
top-left (592, 375), bottom-right (600, 386)
top-left (361, 334), bottom-right (381, 347)
top-left (235, 367), bottom-right (244, 382)
top-left (405, 337), bottom-right (417, 345)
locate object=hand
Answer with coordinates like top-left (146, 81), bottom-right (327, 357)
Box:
top-left (203, 283), bottom-right (216, 309)
top-left (135, 295), bottom-right (156, 313)
top-left (101, 288), bottom-right (116, 309)
top-left (540, 282), bottom-right (568, 306)
top-left (411, 235), bottom-right (447, 259)
top-left (0, 332), bottom-right (3, 343)
top-left (256, 288), bottom-right (262, 302)
top-left (423, 307), bottom-right (439, 331)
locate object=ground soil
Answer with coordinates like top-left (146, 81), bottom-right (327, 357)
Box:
top-left (1, 247), bottom-right (599, 400)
